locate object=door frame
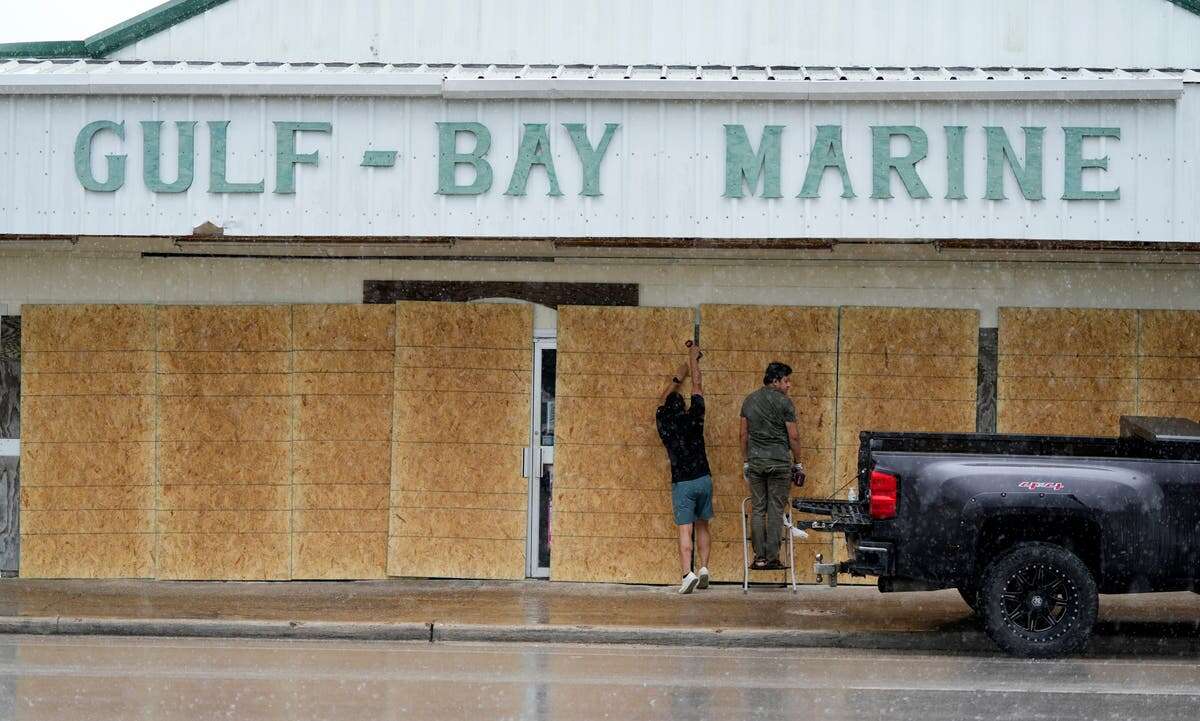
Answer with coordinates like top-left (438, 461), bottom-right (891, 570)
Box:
top-left (526, 332), bottom-right (556, 578)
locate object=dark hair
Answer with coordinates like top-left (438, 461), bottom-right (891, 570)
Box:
top-left (662, 391), bottom-right (685, 414)
top-left (763, 361), bottom-right (792, 385)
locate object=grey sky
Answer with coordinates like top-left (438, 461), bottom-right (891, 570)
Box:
top-left (0, 0), bottom-right (163, 44)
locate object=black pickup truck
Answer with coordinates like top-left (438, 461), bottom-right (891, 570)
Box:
top-left (795, 416), bottom-right (1200, 658)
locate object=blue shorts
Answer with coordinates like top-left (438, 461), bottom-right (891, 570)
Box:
top-left (671, 474), bottom-right (714, 525)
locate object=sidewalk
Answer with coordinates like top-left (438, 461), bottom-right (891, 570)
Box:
top-left (0, 578), bottom-right (1196, 656)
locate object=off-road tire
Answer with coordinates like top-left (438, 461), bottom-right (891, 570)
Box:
top-left (980, 542), bottom-right (1097, 658)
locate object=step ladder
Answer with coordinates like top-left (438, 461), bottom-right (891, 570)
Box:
top-left (740, 495), bottom-right (799, 593)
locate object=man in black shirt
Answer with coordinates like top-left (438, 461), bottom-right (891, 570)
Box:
top-left (655, 342), bottom-right (713, 594)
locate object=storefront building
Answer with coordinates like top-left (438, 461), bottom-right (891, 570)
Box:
top-left (1, 0), bottom-right (1199, 584)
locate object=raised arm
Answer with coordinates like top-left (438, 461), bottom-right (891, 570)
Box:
top-left (658, 360), bottom-right (691, 405)
top-left (687, 343), bottom-right (703, 396)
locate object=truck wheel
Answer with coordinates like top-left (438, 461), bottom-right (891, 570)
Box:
top-left (980, 542), bottom-right (1097, 658)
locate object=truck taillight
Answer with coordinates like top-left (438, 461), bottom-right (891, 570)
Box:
top-left (869, 470), bottom-right (898, 520)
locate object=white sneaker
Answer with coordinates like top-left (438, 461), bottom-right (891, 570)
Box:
top-left (679, 572), bottom-right (699, 594)
top-left (697, 567), bottom-right (710, 589)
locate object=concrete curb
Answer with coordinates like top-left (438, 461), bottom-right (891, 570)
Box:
top-left (0, 616), bottom-right (1195, 657)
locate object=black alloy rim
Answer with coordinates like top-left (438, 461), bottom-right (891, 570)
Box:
top-left (1000, 562), bottom-right (1073, 634)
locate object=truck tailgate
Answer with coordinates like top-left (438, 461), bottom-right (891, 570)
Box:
top-left (792, 499), bottom-right (873, 533)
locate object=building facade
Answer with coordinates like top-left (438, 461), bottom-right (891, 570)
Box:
top-left (1, 0), bottom-right (1199, 583)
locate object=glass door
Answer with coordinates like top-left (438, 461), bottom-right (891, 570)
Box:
top-left (526, 335), bottom-right (556, 578)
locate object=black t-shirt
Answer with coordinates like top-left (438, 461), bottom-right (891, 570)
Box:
top-left (655, 394), bottom-right (711, 484)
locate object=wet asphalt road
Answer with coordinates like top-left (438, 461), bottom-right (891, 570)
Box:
top-left (0, 635), bottom-right (1196, 721)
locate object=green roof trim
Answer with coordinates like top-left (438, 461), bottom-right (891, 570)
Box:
top-left (1166, 0), bottom-right (1200, 14)
top-left (0, 0), bottom-right (233, 59)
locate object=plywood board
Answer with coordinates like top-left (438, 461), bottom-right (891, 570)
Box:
top-left (558, 306), bottom-right (693, 354)
top-left (293, 509), bottom-right (390, 533)
top-left (157, 510), bottom-right (290, 534)
top-left (292, 532), bottom-right (387, 579)
top-left (293, 441), bottom-right (392, 485)
top-left (700, 305), bottom-right (839, 352)
top-left (554, 397), bottom-right (666, 446)
top-left (699, 350), bottom-right (838, 375)
top-left (21, 305), bottom-right (154, 352)
top-left (999, 308), bottom-right (1137, 355)
top-left (21, 397), bottom-right (155, 442)
top-left (22, 373), bottom-right (155, 396)
top-left (159, 484), bottom-right (290, 511)
top-left (19, 534), bottom-right (155, 578)
top-left (839, 307), bottom-right (979, 354)
top-left (157, 373), bottom-right (291, 397)
top-left (294, 483), bottom-right (389, 510)
top-left (835, 399), bottom-right (978, 445)
top-left (294, 372), bottom-right (392, 395)
top-left (389, 302), bottom-right (532, 580)
top-left (21, 350), bottom-right (155, 374)
top-left (159, 441), bottom-right (291, 486)
top-left (557, 352), bottom-right (691, 377)
top-left (294, 395), bottom-right (392, 441)
top-left (22, 509), bottom-right (153, 535)
top-left (158, 397), bottom-right (291, 442)
top-left (20, 442), bottom-right (155, 486)
top-left (396, 301), bottom-right (531, 350)
top-left (158, 351), bottom-right (290, 374)
top-left (998, 307), bottom-right (1135, 437)
top-left (295, 350), bottom-right (394, 373)
top-left (293, 304), bottom-right (395, 351)
top-left (156, 305), bottom-right (291, 351)
top-left (551, 537), bottom-right (681, 584)
top-left (21, 485), bottom-right (155, 511)
top-left (157, 533), bottom-right (290, 580)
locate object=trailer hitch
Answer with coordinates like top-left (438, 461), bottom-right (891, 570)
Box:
top-left (814, 553), bottom-right (839, 588)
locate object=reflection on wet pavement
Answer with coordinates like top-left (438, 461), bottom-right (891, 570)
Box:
top-left (0, 635), bottom-right (1197, 721)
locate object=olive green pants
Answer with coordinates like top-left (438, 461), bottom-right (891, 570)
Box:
top-left (746, 458), bottom-right (791, 563)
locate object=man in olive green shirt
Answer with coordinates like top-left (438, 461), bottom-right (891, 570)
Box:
top-left (739, 361), bottom-right (805, 570)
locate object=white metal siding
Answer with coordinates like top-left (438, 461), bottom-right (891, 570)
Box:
top-left (0, 90), bottom-right (1195, 241)
top-left (107, 0), bottom-right (1200, 69)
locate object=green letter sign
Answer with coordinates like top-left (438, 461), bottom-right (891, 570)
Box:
top-left (74, 120), bottom-right (126, 192)
top-left (1063, 127), bottom-right (1120, 201)
top-left (723, 124), bottom-right (783, 199)
top-left (985, 126), bottom-right (1045, 201)
top-left (871, 126), bottom-right (931, 199)
top-left (141, 121), bottom-right (196, 194)
top-left (436, 122), bottom-right (493, 195)
top-left (564, 123), bottom-right (619, 197)
top-left (274, 121), bottom-right (332, 194)
top-left (798, 125), bottom-right (855, 199)
top-left (506, 123), bottom-right (563, 197)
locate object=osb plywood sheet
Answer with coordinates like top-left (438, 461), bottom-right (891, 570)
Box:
top-left (702, 370), bottom-right (836, 399)
top-left (157, 510), bottom-right (290, 534)
top-left (395, 301), bottom-right (531, 350)
top-left (22, 373), bottom-right (155, 397)
top-left (391, 491), bottom-right (527, 512)
top-left (1139, 379), bottom-right (1200, 403)
top-left (157, 532), bottom-right (290, 580)
top-left (293, 304), bottom-right (395, 351)
top-left (20, 534), bottom-right (155, 578)
top-left (294, 483), bottom-right (389, 510)
top-left (159, 484), bottom-right (290, 511)
top-left (835, 400), bottom-right (976, 446)
top-left (998, 307), bottom-right (1135, 437)
top-left (558, 306), bottom-right (694, 354)
top-left (1137, 402), bottom-right (1200, 422)
top-left (395, 348), bottom-right (530, 372)
top-left (999, 377), bottom-right (1137, 405)
top-left (292, 509), bottom-right (390, 533)
top-left (1139, 310), bottom-right (1200, 356)
top-left (158, 351), bottom-right (290, 374)
top-left (838, 375), bottom-right (977, 401)
top-left (21, 350), bottom-right (155, 374)
top-left (293, 442), bottom-right (391, 485)
top-left (551, 537), bottom-right (680, 584)
top-left (997, 400), bottom-right (1134, 436)
top-left (391, 508), bottom-right (524, 541)
top-left (156, 305), bottom-right (291, 351)
top-left (392, 443), bottom-right (525, 493)
top-left (839, 307), bottom-right (978, 354)
top-left (390, 301), bottom-right (532, 580)
top-left (838, 352), bottom-right (976, 377)
top-left (21, 305), bottom-right (154, 352)
top-left (159, 442), bottom-right (290, 485)
top-left (295, 350), bottom-right (394, 373)
top-left (22, 485), bottom-right (155, 511)
top-left (554, 444), bottom-right (672, 491)
top-left (555, 397), bottom-right (664, 446)
top-left (22, 509), bottom-right (153, 534)
top-left (21, 442), bottom-right (154, 486)
top-left (998, 308), bottom-right (1137, 355)
top-left (700, 350), bottom-right (838, 375)
top-left (292, 533), bottom-right (387, 579)
top-left (387, 536), bottom-right (524, 579)
top-left (158, 397), bottom-right (291, 442)
top-left (552, 512), bottom-right (677, 539)
top-left (21, 397), bottom-right (155, 442)
top-left (700, 305), bottom-right (839, 352)
top-left (157, 373), bottom-right (291, 397)
top-left (554, 305), bottom-right (694, 584)
top-left (393, 391), bottom-right (527, 445)
top-left (1138, 356), bottom-right (1200, 380)
top-left (294, 395), bottom-right (392, 441)
top-left (294, 372), bottom-right (392, 396)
